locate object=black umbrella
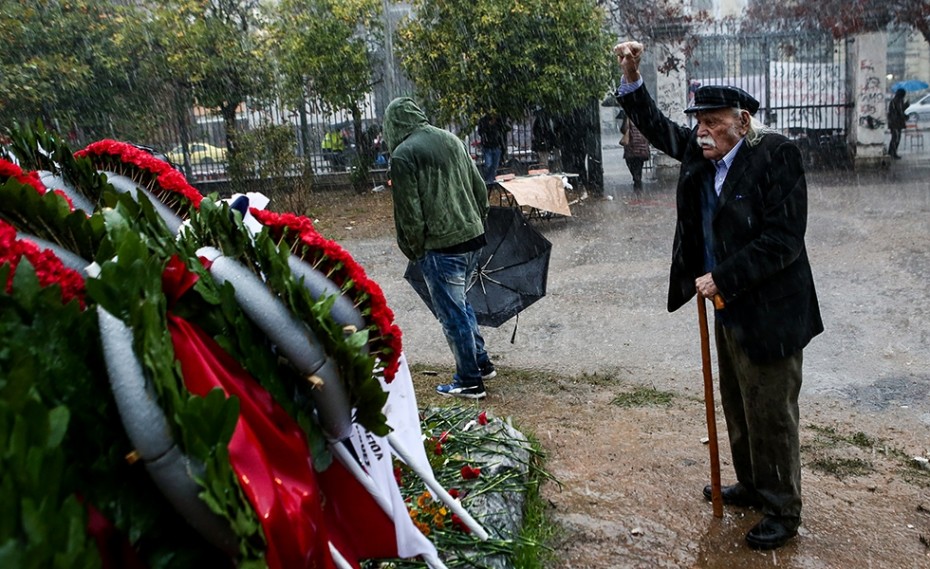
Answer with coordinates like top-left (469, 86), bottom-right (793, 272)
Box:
top-left (404, 206), bottom-right (552, 327)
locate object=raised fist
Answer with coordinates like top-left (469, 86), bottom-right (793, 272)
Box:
top-left (613, 41), bottom-right (644, 80)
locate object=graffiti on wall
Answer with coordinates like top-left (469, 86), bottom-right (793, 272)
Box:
top-left (857, 60), bottom-right (885, 129)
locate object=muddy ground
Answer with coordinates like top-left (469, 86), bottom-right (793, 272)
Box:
top-left (300, 148), bottom-right (930, 569)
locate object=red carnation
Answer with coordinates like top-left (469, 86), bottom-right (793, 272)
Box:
top-left (451, 514), bottom-right (471, 534)
top-left (77, 140), bottom-right (202, 208)
top-left (0, 221), bottom-right (86, 308)
top-left (460, 465), bottom-right (481, 480)
top-left (0, 158), bottom-right (47, 195)
top-left (251, 209), bottom-right (403, 381)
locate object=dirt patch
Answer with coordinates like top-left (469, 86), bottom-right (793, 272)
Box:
top-left (408, 366), bottom-right (930, 569)
top-left (273, 186), bottom-right (396, 242)
top-left (304, 183), bottom-right (930, 568)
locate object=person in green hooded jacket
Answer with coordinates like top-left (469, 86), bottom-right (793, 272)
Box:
top-left (383, 97), bottom-right (497, 399)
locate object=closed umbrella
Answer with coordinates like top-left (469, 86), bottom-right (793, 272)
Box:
top-left (891, 80), bottom-right (929, 92)
top-left (404, 206), bottom-right (552, 327)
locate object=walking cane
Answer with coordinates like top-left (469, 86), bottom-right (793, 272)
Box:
top-left (697, 290), bottom-right (725, 518)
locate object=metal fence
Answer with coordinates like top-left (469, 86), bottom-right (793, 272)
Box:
top-left (687, 23), bottom-right (852, 167)
top-left (82, 94), bottom-right (554, 187)
top-left (139, 98), bottom-right (388, 184)
top-left (45, 16), bottom-right (864, 192)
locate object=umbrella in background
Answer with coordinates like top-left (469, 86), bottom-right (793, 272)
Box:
top-left (404, 206), bottom-right (552, 328)
top-left (891, 80), bottom-right (929, 92)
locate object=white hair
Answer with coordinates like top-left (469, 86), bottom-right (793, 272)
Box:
top-left (731, 108), bottom-right (775, 147)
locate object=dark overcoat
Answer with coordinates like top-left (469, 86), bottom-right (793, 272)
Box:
top-left (619, 85), bottom-right (823, 363)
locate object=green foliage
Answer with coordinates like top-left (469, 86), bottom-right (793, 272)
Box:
top-left (86, 197), bottom-right (268, 564)
top-left (396, 0), bottom-right (614, 127)
top-left (808, 456), bottom-right (875, 478)
top-left (272, 0), bottom-right (383, 112)
top-left (236, 124), bottom-right (306, 182)
top-left (0, 260), bottom-right (101, 569)
top-left (183, 197), bottom-right (389, 440)
top-left (180, 198), bottom-right (335, 464)
top-left (152, 0), bottom-right (274, 111)
top-left (512, 434), bottom-right (559, 569)
top-left (148, 0), bottom-right (275, 188)
top-left (610, 386), bottom-right (675, 408)
top-left (370, 406), bottom-right (555, 568)
top-left (6, 120), bottom-right (116, 220)
top-left (0, 179), bottom-right (102, 261)
top-left (5, 121), bottom-right (114, 215)
top-left (0, 0), bottom-right (175, 142)
top-left (0, 146), bottom-right (241, 568)
top-left (0, 260), bottom-right (100, 568)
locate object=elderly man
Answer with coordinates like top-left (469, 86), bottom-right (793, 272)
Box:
top-left (614, 41), bottom-right (823, 550)
top-left (383, 97), bottom-right (497, 399)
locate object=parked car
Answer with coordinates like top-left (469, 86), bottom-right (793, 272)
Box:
top-left (905, 93), bottom-right (930, 123)
top-left (167, 142), bottom-right (227, 166)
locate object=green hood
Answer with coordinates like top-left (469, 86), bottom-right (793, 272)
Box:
top-left (383, 97), bottom-right (429, 153)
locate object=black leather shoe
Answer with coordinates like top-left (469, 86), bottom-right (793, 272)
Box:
top-left (702, 483), bottom-right (763, 508)
top-left (746, 515), bottom-right (799, 550)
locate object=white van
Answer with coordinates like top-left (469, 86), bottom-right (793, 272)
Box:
top-left (905, 93), bottom-right (930, 123)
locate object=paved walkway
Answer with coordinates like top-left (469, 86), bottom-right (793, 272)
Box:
top-left (343, 135), bottom-right (930, 426)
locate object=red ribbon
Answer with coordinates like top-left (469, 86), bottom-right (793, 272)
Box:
top-left (168, 315), bottom-right (338, 569)
top-left (164, 256), bottom-right (336, 568)
top-left (162, 256), bottom-right (403, 567)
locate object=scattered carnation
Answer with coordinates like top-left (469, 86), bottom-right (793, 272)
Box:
top-left (460, 465), bottom-right (482, 480)
top-left (451, 513), bottom-right (471, 534)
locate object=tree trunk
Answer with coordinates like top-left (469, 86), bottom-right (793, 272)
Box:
top-left (174, 88), bottom-right (194, 177)
top-left (350, 104), bottom-right (370, 194)
top-left (222, 102), bottom-right (246, 192)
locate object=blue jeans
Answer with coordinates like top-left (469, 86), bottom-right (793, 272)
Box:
top-left (419, 249), bottom-right (491, 384)
top-left (482, 147), bottom-right (502, 182)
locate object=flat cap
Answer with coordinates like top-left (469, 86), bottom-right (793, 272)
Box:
top-left (685, 85), bottom-right (760, 115)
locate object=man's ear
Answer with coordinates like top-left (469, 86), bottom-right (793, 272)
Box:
top-left (740, 110), bottom-right (751, 133)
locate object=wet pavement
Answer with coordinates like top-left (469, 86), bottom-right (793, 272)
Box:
top-left (347, 142), bottom-right (930, 425)
top-left (340, 140), bottom-right (930, 567)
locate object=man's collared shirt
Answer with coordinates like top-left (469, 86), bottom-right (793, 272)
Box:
top-left (713, 138), bottom-right (744, 196)
top-left (615, 76), bottom-right (645, 99)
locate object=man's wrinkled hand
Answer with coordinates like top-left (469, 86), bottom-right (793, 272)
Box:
top-left (613, 41), bottom-right (644, 80)
top-left (695, 273), bottom-right (719, 299)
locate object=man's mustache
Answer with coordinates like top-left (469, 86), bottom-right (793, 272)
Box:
top-left (697, 136), bottom-right (716, 148)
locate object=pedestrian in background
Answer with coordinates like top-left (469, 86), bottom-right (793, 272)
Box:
top-left (620, 116), bottom-right (650, 194)
top-left (887, 88), bottom-right (908, 159)
top-left (614, 40), bottom-right (823, 551)
top-left (383, 97), bottom-right (497, 399)
top-left (478, 113), bottom-right (510, 183)
top-left (321, 128), bottom-right (347, 171)
top-left (531, 109), bottom-right (560, 171)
